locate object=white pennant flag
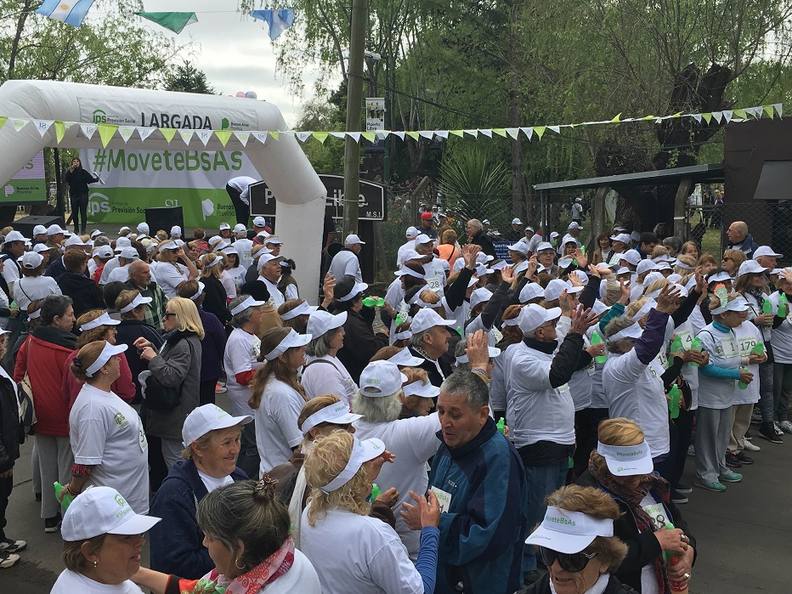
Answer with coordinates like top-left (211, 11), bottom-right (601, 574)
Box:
top-left (435, 130), bottom-right (449, 140)
top-left (692, 114), bottom-right (702, 124)
top-left (505, 128), bottom-right (520, 139)
top-left (774, 103), bottom-right (783, 117)
top-left (391, 131), bottom-right (405, 141)
top-left (33, 119), bottom-right (54, 137)
top-left (195, 129), bottom-right (213, 146)
top-left (548, 125), bottom-right (560, 134)
top-left (520, 127), bottom-right (534, 140)
top-left (11, 118), bottom-right (28, 132)
top-left (376, 130), bottom-right (390, 140)
top-left (234, 131), bottom-right (250, 146)
top-left (296, 131), bottom-right (312, 143)
top-left (118, 126), bottom-right (136, 143)
top-left (179, 129), bottom-right (195, 144)
top-left (80, 123), bottom-right (97, 139)
top-left (722, 110), bottom-right (733, 123)
top-left (251, 132), bottom-right (268, 145)
top-left (135, 127), bottom-right (155, 142)
top-left (479, 129), bottom-right (492, 138)
top-left (465, 130), bottom-right (479, 138)
top-left (346, 132), bottom-right (361, 142)
top-left (419, 131), bottom-right (434, 140)
top-left (330, 132), bottom-right (346, 140)
top-left (712, 111), bottom-right (723, 123)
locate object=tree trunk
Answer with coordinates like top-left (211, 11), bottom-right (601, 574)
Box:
top-left (7, 0), bottom-right (34, 79)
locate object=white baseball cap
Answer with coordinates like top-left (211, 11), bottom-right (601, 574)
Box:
top-left (403, 379), bottom-right (440, 398)
top-left (233, 223), bottom-right (247, 233)
top-left (567, 221), bottom-right (583, 231)
top-left (414, 234), bottom-right (433, 245)
top-left (519, 283), bottom-right (544, 304)
top-left (737, 260), bottom-right (768, 277)
top-left (336, 281), bottom-right (368, 302)
top-left (32, 224), bottom-right (47, 236)
top-left (610, 233), bottom-right (631, 244)
top-left (707, 270), bottom-right (732, 284)
top-left (470, 287), bottom-right (493, 310)
top-left (507, 240), bottom-right (530, 255)
top-left (93, 245), bottom-right (114, 259)
top-left (345, 234), bottom-right (366, 246)
top-left (405, 226), bottom-right (420, 239)
top-left (300, 400), bottom-right (362, 435)
top-left (456, 345), bottom-right (501, 365)
top-left (118, 226), bottom-right (131, 235)
top-left (319, 436), bottom-right (385, 494)
top-left (257, 252), bottom-right (284, 270)
top-left (115, 236), bottom-right (132, 249)
top-left (47, 224), bottom-right (66, 236)
top-left (158, 240), bottom-right (180, 252)
top-left (535, 241), bottom-right (554, 252)
top-left (61, 486), bottom-right (161, 542)
top-left (306, 310), bottom-right (347, 338)
top-left (511, 217), bottom-right (523, 226)
top-left (712, 295), bottom-right (751, 316)
top-left (525, 505), bottom-right (614, 554)
top-left (359, 361), bottom-right (408, 398)
top-left (219, 222), bottom-right (231, 231)
top-left (3, 230), bottom-right (26, 244)
top-left (596, 440), bottom-right (654, 476)
top-left (253, 216), bottom-right (267, 227)
top-left (265, 236), bottom-right (283, 245)
top-left (230, 295), bottom-right (266, 316)
top-left (182, 403), bottom-right (252, 447)
top-left (119, 246), bottom-right (140, 260)
top-left (90, 229), bottom-right (103, 239)
top-left (387, 347), bottom-right (424, 367)
top-left (263, 328), bottom-right (311, 361)
top-left (137, 222), bottom-right (150, 235)
top-left (80, 312), bottom-right (121, 332)
top-left (64, 234), bottom-right (87, 248)
top-left (754, 245), bottom-right (783, 259)
top-left (411, 308), bottom-right (455, 334)
top-left (636, 259), bottom-right (659, 275)
top-left (119, 293), bottom-right (153, 314)
top-left (33, 243), bottom-right (54, 254)
top-left (19, 251), bottom-right (43, 269)
top-left (519, 304), bottom-right (562, 334)
top-left (544, 279), bottom-right (582, 302)
top-left (620, 249), bottom-right (642, 266)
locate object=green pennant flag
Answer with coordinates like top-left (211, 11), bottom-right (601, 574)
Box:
top-left (160, 128), bottom-right (177, 143)
top-left (450, 130), bottom-right (464, 138)
top-left (269, 131), bottom-right (280, 141)
top-left (312, 132), bottom-right (329, 144)
top-left (214, 130), bottom-right (233, 147)
top-left (610, 113), bottom-right (622, 123)
top-left (534, 126), bottom-right (546, 140)
top-left (362, 131), bottom-right (376, 143)
top-left (733, 108), bottom-right (747, 119)
top-left (492, 128), bottom-right (507, 138)
top-left (0, 117), bottom-right (6, 130)
top-left (136, 12), bottom-right (198, 34)
top-left (763, 105), bottom-right (775, 118)
top-left (98, 123), bottom-right (117, 148)
top-left (406, 131), bottom-right (420, 141)
top-left (54, 120), bottom-right (66, 144)
top-left (701, 113), bottom-right (712, 124)
top-left (640, 115), bottom-right (656, 121)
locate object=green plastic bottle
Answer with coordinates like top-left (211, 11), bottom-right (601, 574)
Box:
top-left (370, 482), bottom-right (381, 502)
top-left (688, 337), bottom-right (703, 367)
top-left (362, 296), bottom-right (385, 308)
top-left (590, 331), bottom-right (607, 364)
top-left (779, 294), bottom-right (789, 318)
top-left (496, 417), bottom-right (505, 434)
top-left (762, 298), bottom-right (773, 315)
top-left (737, 366), bottom-right (749, 390)
top-left (667, 384), bottom-right (682, 419)
top-left (751, 342), bottom-right (765, 356)
top-left (670, 335), bottom-right (684, 355)
top-left (53, 482), bottom-right (74, 512)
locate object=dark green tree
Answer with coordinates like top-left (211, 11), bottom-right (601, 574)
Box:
top-left (163, 60), bottom-right (214, 94)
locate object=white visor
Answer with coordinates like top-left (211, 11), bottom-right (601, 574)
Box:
top-left (264, 329), bottom-right (312, 361)
top-left (80, 312), bottom-right (121, 332)
top-left (84, 342), bottom-right (128, 378)
top-left (231, 295), bottom-right (266, 316)
top-left (320, 437), bottom-right (385, 494)
top-left (189, 281), bottom-right (206, 301)
top-left (608, 323), bottom-right (643, 342)
top-left (119, 294), bottom-right (152, 314)
top-left (393, 330), bottom-right (413, 342)
top-left (395, 267), bottom-right (425, 279)
top-left (596, 441), bottom-right (654, 476)
top-left (387, 348), bottom-right (424, 367)
top-left (338, 282), bottom-right (369, 302)
top-left (300, 401), bottom-right (362, 435)
top-left (525, 506), bottom-right (614, 554)
top-left (403, 380), bottom-right (441, 398)
top-left (280, 300), bottom-right (316, 321)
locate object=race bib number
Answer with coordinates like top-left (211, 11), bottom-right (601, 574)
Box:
top-left (641, 500), bottom-right (668, 531)
top-left (431, 487), bottom-right (453, 514)
top-left (716, 336), bottom-right (739, 359)
top-left (737, 337), bottom-right (758, 357)
top-left (675, 331), bottom-right (693, 350)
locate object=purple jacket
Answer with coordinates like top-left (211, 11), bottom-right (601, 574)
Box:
top-left (198, 307), bottom-right (226, 383)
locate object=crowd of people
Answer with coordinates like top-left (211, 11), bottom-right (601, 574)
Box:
top-left (0, 201), bottom-right (786, 594)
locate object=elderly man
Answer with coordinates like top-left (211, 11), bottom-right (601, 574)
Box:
top-left (401, 370), bottom-right (528, 594)
top-left (465, 218), bottom-right (496, 257)
top-left (124, 260), bottom-right (166, 329)
top-left (329, 233), bottom-right (365, 282)
top-left (409, 308), bottom-right (456, 386)
top-left (726, 220), bottom-right (759, 258)
top-left (754, 245), bottom-right (783, 271)
top-left (240, 252), bottom-right (284, 306)
top-left (151, 240), bottom-right (198, 298)
top-left (0, 230), bottom-right (26, 291)
top-left (414, 234), bottom-right (446, 290)
top-left (504, 217), bottom-right (524, 242)
top-left (396, 226), bottom-right (420, 267)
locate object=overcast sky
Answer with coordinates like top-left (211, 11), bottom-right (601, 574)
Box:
top-left (131, 1), bottom-right (326, 127)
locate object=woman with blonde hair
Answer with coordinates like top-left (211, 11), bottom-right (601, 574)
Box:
top-left (64, 310), bottom-right (135, 406)
top-left (437, 228), bottom-right (461, 264)
top-left (523, 485), bottom-right (632, 594)
top-left (250, 327), bottom-right (311, 476)
top-left (300, 430), bottom-right (440, 593)
top-left (198, 252), bottom-right (230, 324)
top-left (577, 418), bottom-right (695, 594)
top-left (721, 248), bottom-right (746, 277)
top-left (134, 297), bottom-right (204, 475)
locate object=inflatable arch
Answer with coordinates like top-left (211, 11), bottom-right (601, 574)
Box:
top-left (0, 79), bottom-right (326, 301)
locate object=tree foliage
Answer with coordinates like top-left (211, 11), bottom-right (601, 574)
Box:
top-left (164, 60), bottom-right (215, 94)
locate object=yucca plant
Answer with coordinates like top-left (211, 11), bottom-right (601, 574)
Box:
top-left (438, 147), bottom-right (511, 224)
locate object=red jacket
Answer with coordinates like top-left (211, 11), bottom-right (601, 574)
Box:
top-left (13, 334), bottom-right (75, 437)
top-left (63, 350), bottom-right (136, 410)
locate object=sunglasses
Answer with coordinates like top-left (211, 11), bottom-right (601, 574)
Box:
top-left (539, 547), bottom-right (597, 572)
top-left (164, 312), bottom-right (177, 318)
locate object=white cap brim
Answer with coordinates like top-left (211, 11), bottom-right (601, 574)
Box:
top-left (525, 525), bottom-right (597, 554)
top-left (387, 348), bottom-right (425, 367)
top-left (597, 441), bottom-right (654, 476)
top-left (108, 512), bottom-right (162, 536)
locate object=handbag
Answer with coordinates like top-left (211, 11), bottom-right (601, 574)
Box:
top-left (139, 338), bottom-right (193, 412)
top-left (17, 373), bottom-right (36, 438)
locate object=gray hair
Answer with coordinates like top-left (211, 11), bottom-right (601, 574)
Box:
top-left (229, 295), bottom-right (255, 328)
top-left (410, 329), bottom-right (429, 350)
top-left (440, 370), bottom-right (489, 408)
top-left (467, 219), bottom-right (483, 233)
top-left (454, 338), bottom-right (469, 370)
top-left (306, 329), bottom-right (338, 358)
top-left (196, 480), bottom-right (289, 573)
top-left (351, 389), bottom-right (403, 423)
top-left (92, 235), bottom-right (110, 247)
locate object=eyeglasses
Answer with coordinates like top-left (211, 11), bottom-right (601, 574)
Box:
top-left (164, 312), bottom-right (177, 318)
top-left (539, 547), bottom-right (598, 572)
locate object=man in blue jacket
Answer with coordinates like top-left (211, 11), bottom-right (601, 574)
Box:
top-left (404, 370), bottom-right (528, 594)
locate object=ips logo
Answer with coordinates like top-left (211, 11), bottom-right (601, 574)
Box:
top-left (92, 109), bottom-right (108, 124)
top-left (88, 192), bottom-right (112, 216)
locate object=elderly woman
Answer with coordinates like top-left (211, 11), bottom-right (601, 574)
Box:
top-left (115, 290), bottom-right (164, 404)
top-left (149, 404), bottom-right (251, 579)
top-left (301, 431), bottom-right (440, 593)
top-left (13, 295), bottom-right (76, 532)
top-left (278, 299), bottom-right (313, 333)
top-left (302, 309), bottom-right (358, 403)
top-left (135, 297), bottom-right (204, 477)
top-left (134, 480), bottom-right (321, 594)
top-left (523, 485), bottom-right (633, 594)
top-left (721, 248), bottom-right (746, 278)
top-left (250, 327), bottom-right (311, 475)
top-left (61, 340), bottom-right (148, 515)
top-left (578, 418), bottom-right (696, 594)
top-left (64, 310), bottom-right (135, 405)
top-left (51, 487), bottom-right (160, 593)
top-left (198, 253), bottom-right (230, 324)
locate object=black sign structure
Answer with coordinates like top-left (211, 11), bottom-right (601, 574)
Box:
top-left (249, 175), bottom-right (385, 221)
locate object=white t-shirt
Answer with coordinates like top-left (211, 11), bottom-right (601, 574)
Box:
top-left (99, 257), bottom-right (120, 285)
top-left (396, 240), bottom-right (416, 267)
top-left (106, 264), bottom-right (131, 284)
top-left (673, 321), bottom-right (699, 410)
top-left (13, 274), bottom-right (61, 311)
top-left (769, 291), bottom-right (792, 364)
top-left (254, 378), bottom-right (305, 475)
top-left (329, 250), bottom-right (362, 283)
top-left (223, 328), bottom-right (260, 417)
top-left (733, 321), bottom-right (762, 405)
top-left (233, 238), bottom-right (254, 269)
top-left (69, 385), bottom-right (149, 514)
top-left (300, 507), bottom-right (423, 594)
top-left (696, 323), bottom-right (740, 409)
top-left (51, 570), bottom-right (144, 594)
top-left (354, 413), bottom-right (441, 558)
top-left (261, 549), bottom-right (321, 594)
top-left (423, 257), bottom-right (447, 291)
top-left (151, 261), bottom-right (189, 298)
top-left (505, 341), bottom-right (575, 448)
top-left (1, 255), bottom-right (20, 292)
top-left (220, 270), bottom-right (238, 300)
top-left (227, 176), bottom-right (257, 204)
top-left (197, 469), bottom-right (234, 493)
top-left (301, 355), bottom-right (358, 405)
top-left (259, 276), bottom-right (285, 307)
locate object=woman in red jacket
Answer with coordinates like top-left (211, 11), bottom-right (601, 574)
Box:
top-left (13, 295), bottom-right (76, 532)
top-left (63, 310), bottom-right (136, 408)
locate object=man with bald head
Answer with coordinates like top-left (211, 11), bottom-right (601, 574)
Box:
top-left (124, 259), bottom-right (166, 329)
top-left (726, 220), bottom-right (759, 258)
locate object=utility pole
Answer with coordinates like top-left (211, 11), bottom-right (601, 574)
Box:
top-left (342, 0), bottom-right (368, 236)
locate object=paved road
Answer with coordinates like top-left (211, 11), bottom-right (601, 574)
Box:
top-left (1, 426), bottom-right (789, 592)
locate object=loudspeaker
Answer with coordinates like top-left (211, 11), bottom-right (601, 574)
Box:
top-left (13, 215), bottom-right (65, 238)
top-left (145, 206), bottom-right (184, 237)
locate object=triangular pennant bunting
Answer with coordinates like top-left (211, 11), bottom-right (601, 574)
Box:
top-left (118, 126), bottom-right (136, 143)
top-left (505, 128), bottom-right (520, 139)
top-left (712, 111), bottom-right (723, 123)
top-left (534, 126), bottom-right (546, 139)
top-left (136, 127), bottom-right (156, 142)
top-left (406, 131), bottom-right (420, 141)
top-left (179, 129), bottom-right (195, 144)
top-left (450, 130), bottom-right (464, 138)
top-left (295, 131), bottom-right (312, 143)
top-left (723, 110), bottom-right (733, 123)
top-left (391, 131), bottom-right (405, 141)
top-left (312, 132), bottom-right (329, 144)
top-left (419, 131), bottom-right (434, 140)
top-left (362, 131), bottom-right (376, 143)
top-left (702, 113), bottom-right (713, 124)
top-left (464, 130), bottom-right (479, 138)
top-left (11, 119), bottom-right (27, 132)
top-left (692, 114), bottom-right (702, 124)
top-left (330, 132), bottom-right (346, 140)
top-left (346, 132), bottom-right (360, 142)
top-left (195, 129), bottom-right (213, 146)
top-left (214, 130), bottom-right (233, 147)
top-left (53, 120), bottom-right (66, 143)
top-left (98, 123), bottom-right (118, 148)
top-left (773, 103), bottom-right (783, 117)
top-left (0, 116), bottom-right (7, 130)
top-left (520, 127), bottom-right (534, 140)
top-left (251, 132), bottom-right (268, 145)
top-left (234, 131), bottom-right (250, 146)
top-left (33, 119), bottom-right (53, 137)
top-left (159, 128), bottom-right (177, 143)
top-left (492, 128), bottom-right (507, 138)
top-left (478, 129), bottom-right (493, 138)
top-left (435, 130), bottom-right (449, 140)
top-left (269, 131), bottom-right (280, 141)
top-left (764, 105), bottom-right (775, 118)
top-left (80, 123), bottom-right (97, 139)
top-left (610, 113), bottom-right (622, 123)
top-left (548, 125), bottom-right (560, 134)
top-left (732, 109), bottom-right (747, 120)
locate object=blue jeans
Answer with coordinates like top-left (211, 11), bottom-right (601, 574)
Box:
top-left (521, 460), bottom-right (569, 571)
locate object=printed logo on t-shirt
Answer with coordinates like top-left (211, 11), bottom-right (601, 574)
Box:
top-left (113, 413), bottom-right (128, 428)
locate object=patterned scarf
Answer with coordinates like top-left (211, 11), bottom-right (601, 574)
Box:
top-left (178, 537), bottom-right (295, 594)
top-left (588, 459), bottom-right (671, 594)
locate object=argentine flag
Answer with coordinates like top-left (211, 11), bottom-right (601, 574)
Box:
top-left (250, 9), bottom-right (295, 41)
top-left (36, 0), bottom-right (97, 28)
